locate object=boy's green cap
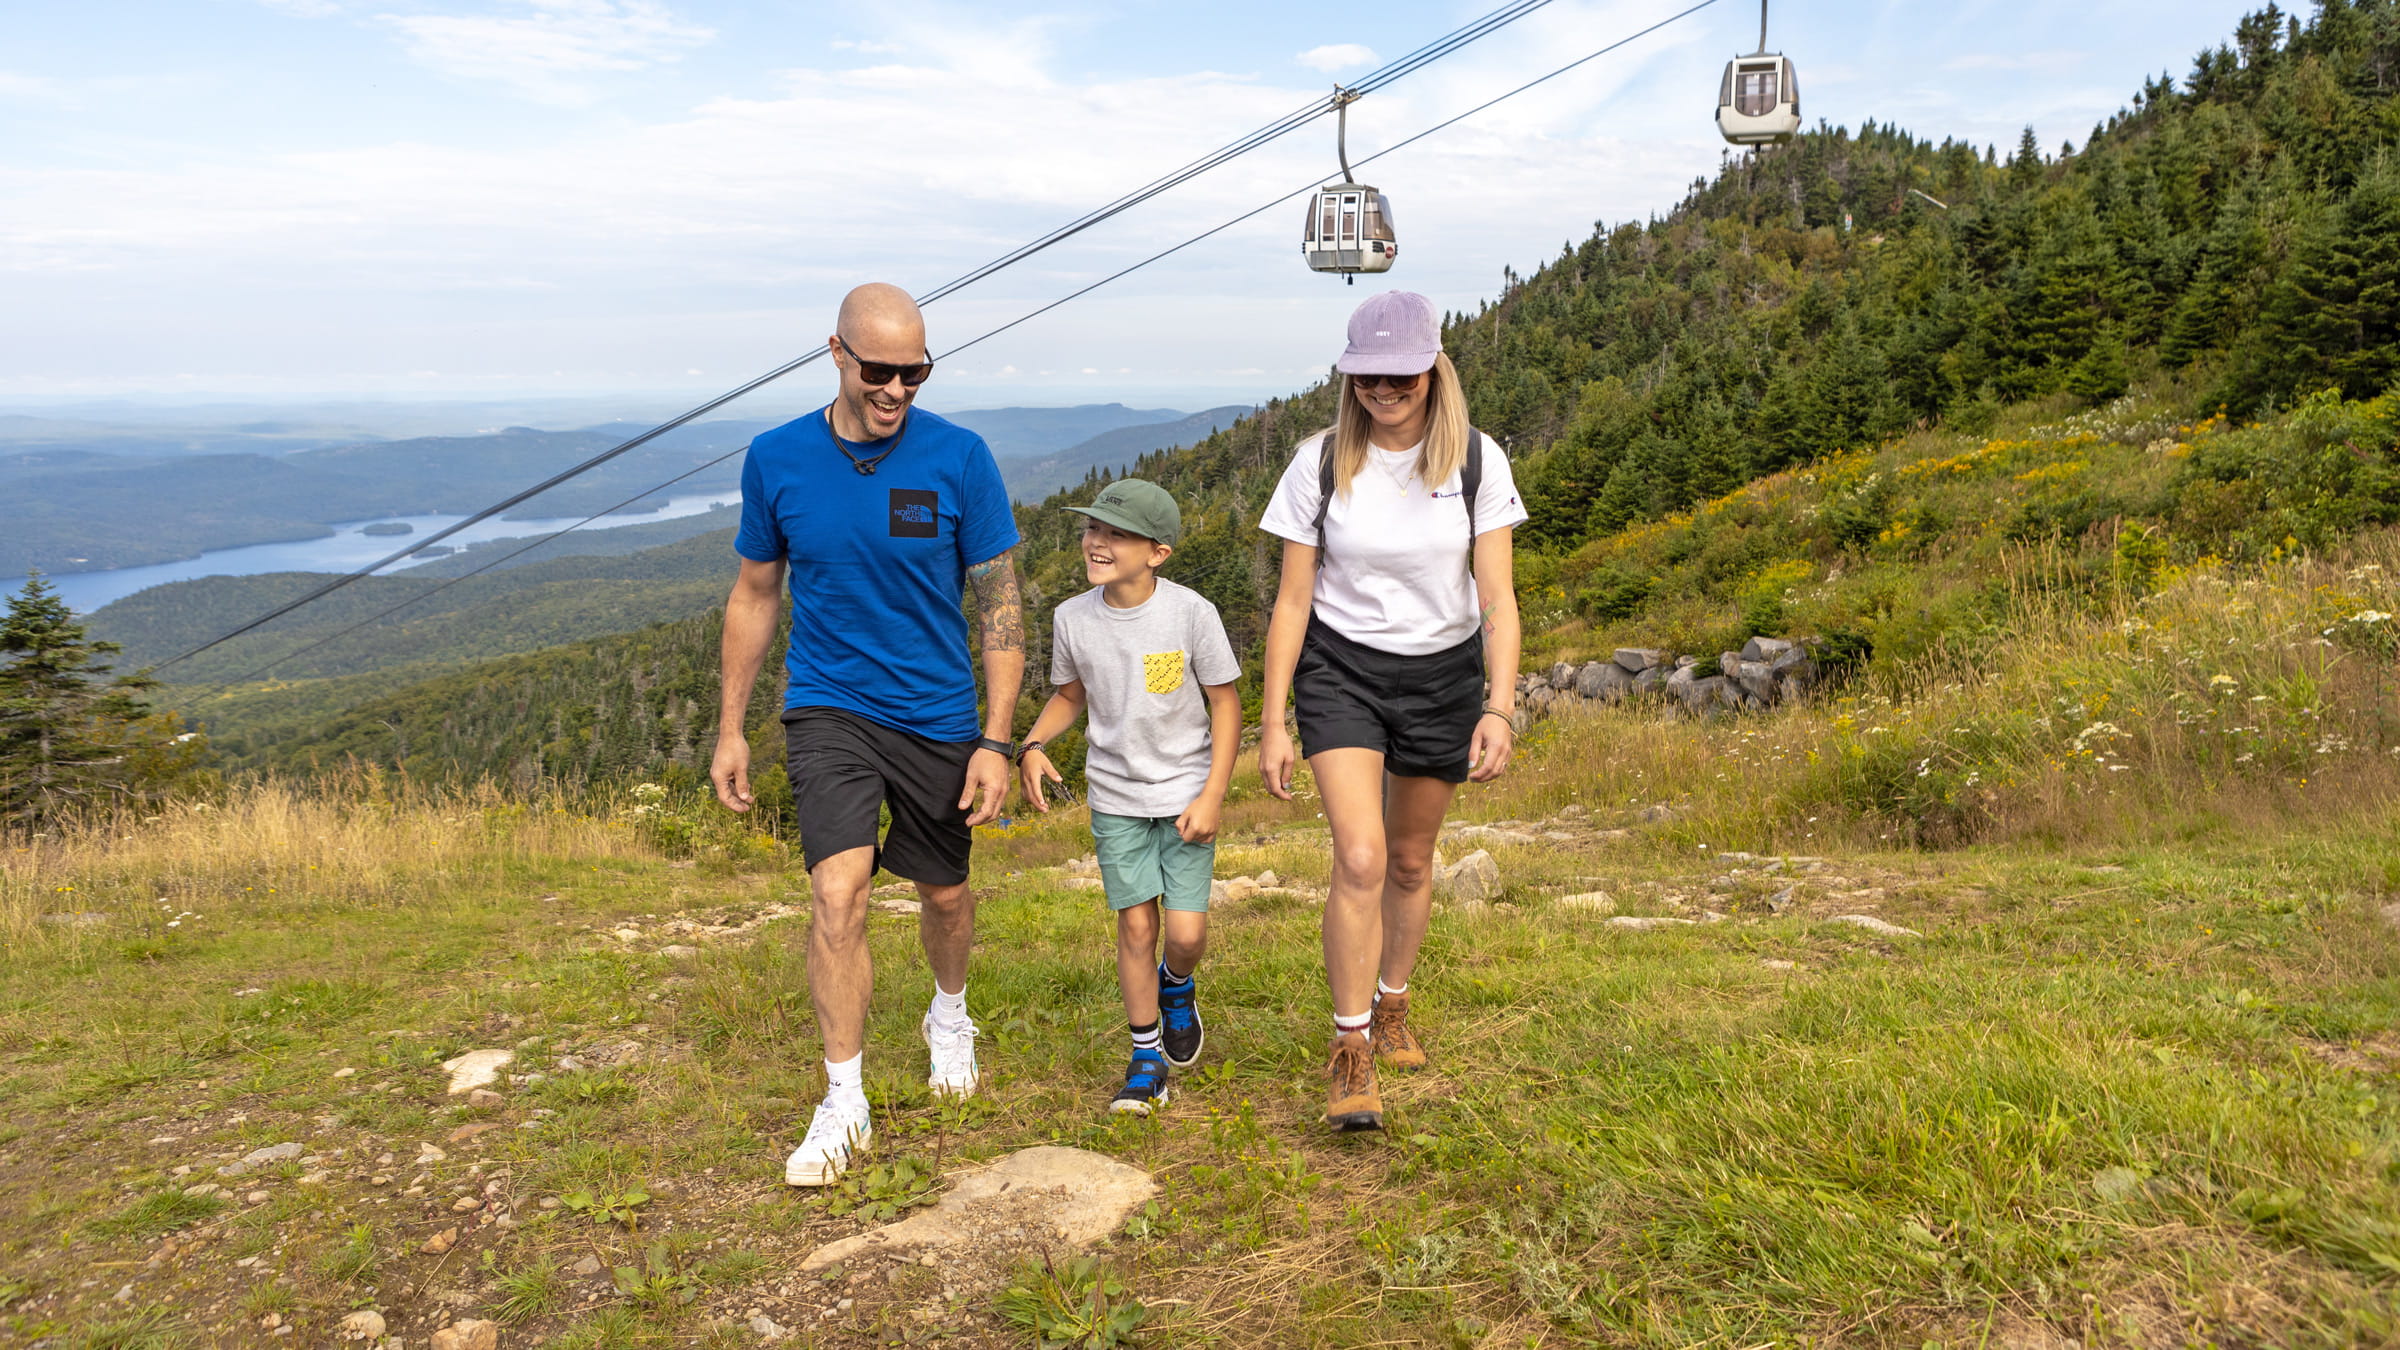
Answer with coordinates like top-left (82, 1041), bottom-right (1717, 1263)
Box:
top-left (1067, 478), bottom-right (1181, 547)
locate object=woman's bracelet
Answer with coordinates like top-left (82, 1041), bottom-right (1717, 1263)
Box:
top-left (1480, 706), bottom-right (1515, 725)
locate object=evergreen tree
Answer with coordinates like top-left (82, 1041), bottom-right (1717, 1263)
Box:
top-left (1, 574), bottom-right (206, 824)
top-left (2260, 157), bottom-right (2400, 399)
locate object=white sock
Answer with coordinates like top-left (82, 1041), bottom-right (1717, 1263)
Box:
top-left (1377, 978), bottom-right (1408, 999)
top-left (824, 1053), bottom-right (866, 1108)
top-left (930, 980), bottom-right (969, 1029)
top-left (1333, 1009), bottom-right (1371, 1041)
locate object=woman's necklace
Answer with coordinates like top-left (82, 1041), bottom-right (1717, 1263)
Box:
top-left (827, 412), bottom-right (900, 475)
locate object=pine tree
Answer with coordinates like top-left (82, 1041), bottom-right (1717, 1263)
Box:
top-left (2264, 157), bottom-right (2400, 399)
top-left (1, 573), bottom-right (207, 824)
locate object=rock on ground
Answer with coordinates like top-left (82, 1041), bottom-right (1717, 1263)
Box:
top-left (1434, 849), bottom-right (1500, 902)
top-left (431, 1319), bottom-right (499, 1350)
top-left (1608, 916), bottom-right (1697, 930)
top-left (799, 1145), bottom-right (1156, 1276)
top-left (441, 1049), bottom-right (513, 1095)
top-left (218, 1142), bottom-right (302, 1176)
top-left (1827, 914), bottom-right (1922, 937)
top-left (339, 1310), bottom-right (386, 1341)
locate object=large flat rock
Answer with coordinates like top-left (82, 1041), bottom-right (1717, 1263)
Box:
top-left (800, 1145), bottom-right (1155, 1274)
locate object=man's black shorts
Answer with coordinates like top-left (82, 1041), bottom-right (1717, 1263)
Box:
top-left (1293, 617), bottom-right (1484, 783)
top-left (783, 707), bottom-right (975, 884)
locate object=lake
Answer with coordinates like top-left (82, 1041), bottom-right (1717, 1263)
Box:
top-left (9, 491), bottom-right (736, 614)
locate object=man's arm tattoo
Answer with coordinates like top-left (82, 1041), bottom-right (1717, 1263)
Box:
top-left (969, 553), bottom-right (1024, 653)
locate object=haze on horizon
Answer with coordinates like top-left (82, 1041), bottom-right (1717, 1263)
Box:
top-left (5, 0), bottom-right (2262, 411)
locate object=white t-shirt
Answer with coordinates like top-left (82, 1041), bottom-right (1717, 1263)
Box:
top-left (1258, 429), bottom-right (1528, 655)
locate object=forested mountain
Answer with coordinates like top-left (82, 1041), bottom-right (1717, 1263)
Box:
top-left (179, 2), bottom-right (2400, 790)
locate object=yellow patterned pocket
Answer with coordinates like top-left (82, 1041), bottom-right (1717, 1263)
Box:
top-left (1143, 650), bottom-right (1186, 694)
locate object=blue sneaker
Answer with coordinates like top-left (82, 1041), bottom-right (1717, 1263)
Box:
top-left (1158, 965), bottom-right (1205, 1068)
top-left (1110, 1051), bottom-right (1169, 1116)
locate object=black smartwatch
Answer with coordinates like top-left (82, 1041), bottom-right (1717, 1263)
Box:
top-left (975, 736), bottom-right (1016, 759)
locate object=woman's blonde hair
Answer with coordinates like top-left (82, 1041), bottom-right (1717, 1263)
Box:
top-left (1325, 352), bottom-right (1470, 498)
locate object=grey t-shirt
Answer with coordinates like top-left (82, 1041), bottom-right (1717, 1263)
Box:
top-left (1049, 577), bottom-right (1241, 819)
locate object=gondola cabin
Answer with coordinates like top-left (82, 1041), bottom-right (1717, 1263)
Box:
top-left (1302, 184), bottom-right (1396, 279)
top-left (1716, 53), bottom-right (1800, 145)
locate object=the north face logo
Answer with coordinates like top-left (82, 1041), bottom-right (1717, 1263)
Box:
top-left (888, 488), bottom-right (938, 538)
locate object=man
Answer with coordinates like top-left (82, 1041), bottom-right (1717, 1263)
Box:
top-left (711, 282), bottom-right (1024, 1187)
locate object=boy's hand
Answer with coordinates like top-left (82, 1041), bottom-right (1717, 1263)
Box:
top-left (1019, 748), bottom-right (1063, 813)
top-left (1175, 795), bottom-right (1221, 844)
top-left (1258, 724), bottom-right (1297, 801)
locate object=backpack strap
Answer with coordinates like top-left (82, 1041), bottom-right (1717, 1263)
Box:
top-left (1312, 434), bottom-right (1336, 569)
top-left (1464, 430), bottom-right (1486, 555)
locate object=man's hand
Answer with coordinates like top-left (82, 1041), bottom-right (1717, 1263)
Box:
top-left (1258, 724), bottom-right (1297, 801)
top-left (958, 746), bottom-right (1011, 826)
top-left (1175, 795), bottom-right (1222, 844)
top-left (1019, 748), bottom-right (1064, 813)
top-left (711, 737), bottom-right (754, 812)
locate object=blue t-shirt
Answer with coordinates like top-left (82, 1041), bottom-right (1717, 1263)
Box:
top-left (735, 407), bottom-right (1020, 740)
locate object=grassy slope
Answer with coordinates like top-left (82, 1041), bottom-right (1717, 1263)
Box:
top-left (2, 739), bottom-right (2395, 1348)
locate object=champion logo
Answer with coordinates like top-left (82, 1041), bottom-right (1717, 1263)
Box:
top-left (1431, 487), bottom-right (1463, 499)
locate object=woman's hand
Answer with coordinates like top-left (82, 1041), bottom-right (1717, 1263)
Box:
top-left (1259, 723), bottom-right (1298, 801)
top-left (1467, 710), bottom-right (1515, 783)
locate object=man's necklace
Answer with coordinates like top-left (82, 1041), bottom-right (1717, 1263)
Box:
top-left (827, 414), bottom-right (900, 475)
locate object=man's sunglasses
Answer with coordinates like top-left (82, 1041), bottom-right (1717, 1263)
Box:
top-left (836, 336), bottom-right (936, 388)
top-left (1353, 371), bottom-right (1424, 392)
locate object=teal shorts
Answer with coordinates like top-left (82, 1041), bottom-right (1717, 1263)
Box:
top-left (1089, 811), bottom-right (1214, 913)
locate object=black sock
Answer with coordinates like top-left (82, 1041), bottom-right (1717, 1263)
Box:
top-left (1130, 1020), bottom-right (1163, 1055)
top-left (1159, 960), bottom-right (1193, 987)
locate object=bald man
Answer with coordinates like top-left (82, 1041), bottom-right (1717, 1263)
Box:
top-left (712, 283), bottom-right (1025, 1187)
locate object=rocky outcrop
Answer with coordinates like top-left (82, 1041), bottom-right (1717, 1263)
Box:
top-left (1513, 637), bottom-right (1827, 725)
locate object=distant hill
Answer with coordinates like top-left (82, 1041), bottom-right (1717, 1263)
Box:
top-left (996, 405), bottom-right (1253, 501)
top-left (0, 420), bottom-right (766, 577)
top-left (402, 503), bottom-right (742, 578)
top-left (932, 403), bottom-right (1184, 461)
top-left (90, 528), bottom-right (740, 684)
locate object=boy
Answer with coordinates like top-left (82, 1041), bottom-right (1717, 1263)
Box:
top-left (1018, 479), bottom-right (1242, 1115)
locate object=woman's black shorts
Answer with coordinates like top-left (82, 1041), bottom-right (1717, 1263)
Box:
top-left (783, 707), bottom-right (975, 884)
top-left (1293, 617), bottom-right (1484, 783)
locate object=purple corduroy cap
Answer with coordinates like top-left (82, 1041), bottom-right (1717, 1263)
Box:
top-left (1334, 290), bottom-right (1443, 376)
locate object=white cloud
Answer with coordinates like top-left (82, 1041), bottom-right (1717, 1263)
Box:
top-left (256, 0), bottom-right (348, 16)
top-left (1943, 50), bottom-right (2085, 71)
top-left (378, 0), bottom-right (714, 104)
top-left (0, 1), bottom-right (1722, 394)
top-left (1297, 43), bottom-right (1379, 73)
top-left (0, 71), bottom-right (68, 103)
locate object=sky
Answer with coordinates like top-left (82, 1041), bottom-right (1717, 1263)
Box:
top-left (1, 0), bottom-right (2269, 414)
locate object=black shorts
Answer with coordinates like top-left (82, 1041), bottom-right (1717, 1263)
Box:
top-left (783, 707), bottom-right (975, 884)
top-left (1293, 617), bottom-right (1484, 783)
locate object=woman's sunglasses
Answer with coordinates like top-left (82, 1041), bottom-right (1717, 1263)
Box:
top-left (837, 336), bottom-right (936, 388)
top-left (1352, 371), bottom-right (1424, 392)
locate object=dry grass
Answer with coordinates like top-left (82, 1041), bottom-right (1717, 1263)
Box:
top-left (0, 771), bottom-right (654, 949)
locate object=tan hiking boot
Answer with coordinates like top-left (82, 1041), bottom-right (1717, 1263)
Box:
top-left (1325, 1030), bottom-right (1383, 1131)
top-left (1370, 990), bottom-right (1428, 1070)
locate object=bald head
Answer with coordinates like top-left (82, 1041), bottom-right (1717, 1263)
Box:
top-left (834, 282), bottom-right (926, 363)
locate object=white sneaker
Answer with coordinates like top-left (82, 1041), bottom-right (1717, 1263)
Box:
top-left (784, 1096), bottom-right (871, 1187)
top-left (921, 1010), bottom-right (980, 1098)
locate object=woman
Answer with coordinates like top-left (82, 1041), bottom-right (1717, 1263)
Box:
top-left (1257, 290), bottom-right (1525, 1131)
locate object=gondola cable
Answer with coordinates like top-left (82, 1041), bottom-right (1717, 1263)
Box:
top-left (146, 0), bottom-right (1571, 676)
top-left (163, 0), bottom-right (1722, 685)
